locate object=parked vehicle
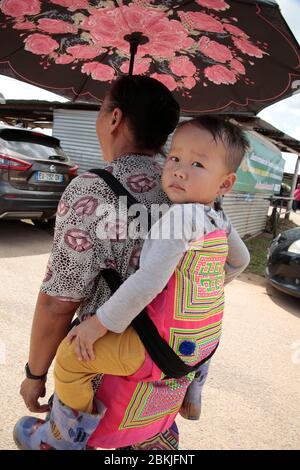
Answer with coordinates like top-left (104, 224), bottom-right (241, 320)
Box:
top-left (266, 227), bottom-right (300, 298)
top-left (0, 125), bottom-right (78, 226)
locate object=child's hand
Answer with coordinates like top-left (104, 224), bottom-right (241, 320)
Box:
top-left (66, 315), bottom-right (108, 362)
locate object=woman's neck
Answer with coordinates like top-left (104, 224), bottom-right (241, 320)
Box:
top-left (110, 143), bottom-right (155, 161)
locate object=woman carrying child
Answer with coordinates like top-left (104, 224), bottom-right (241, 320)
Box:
top-left (15, 81), bottom-right (250, 450)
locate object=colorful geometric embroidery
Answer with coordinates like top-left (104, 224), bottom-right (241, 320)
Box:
top-left (120, 377), bottom-right (192, 430)
top-left (132, 422), bottom-right (179, 450)
top-left (174, 232), bottom-right (228, 321)
top-left (169, 325), bottom-right (222, 365)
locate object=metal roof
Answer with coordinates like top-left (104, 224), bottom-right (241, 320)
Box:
top-left (1, 99), bottom-right (300, 155)
top-left (230, 116), bottom-right (300, 155)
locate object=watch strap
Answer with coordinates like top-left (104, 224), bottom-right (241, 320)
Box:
top-left (25, 363), bottom-right (47, 380)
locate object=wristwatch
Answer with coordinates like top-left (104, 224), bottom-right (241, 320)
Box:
top-left (25, 363), bottom-right (47, 380)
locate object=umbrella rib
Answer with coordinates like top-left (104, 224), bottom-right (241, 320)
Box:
top-left (168, 0), bottom-right (195, 13)
top-left (0, 45), bottom-right (26, 61)
top-left (73, 50), bottom-right (110, 103)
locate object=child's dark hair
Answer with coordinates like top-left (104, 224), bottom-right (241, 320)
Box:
top-left (179, 116), bottom-right (249, 172)
top-left (106, 75), bottom-right (180, 153)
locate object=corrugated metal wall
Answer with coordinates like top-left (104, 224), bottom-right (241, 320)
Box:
top-left (53, 109), bottom-right (104, 173)
top-left (222, 192), bottom-right (270, 237)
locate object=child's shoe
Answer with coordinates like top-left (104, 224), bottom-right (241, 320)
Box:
top-left (13, 393), bottom-right (105, 450)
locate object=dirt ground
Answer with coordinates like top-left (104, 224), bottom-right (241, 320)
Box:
top-left (0, 214), bottom-right (299, 450)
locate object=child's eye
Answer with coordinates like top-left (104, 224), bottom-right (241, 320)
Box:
top-left (169, 156), bottom-right (179, 162)
top-left (192, 161), bottom-right (204, 168)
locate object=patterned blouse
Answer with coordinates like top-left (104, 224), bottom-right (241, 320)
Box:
top-left (40, 154), bottom-right (169, 321)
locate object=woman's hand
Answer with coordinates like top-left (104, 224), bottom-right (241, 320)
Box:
top-left (66, 315), bottom-right (108, 362)
top-left (20, 377), bottom-right (49, 413)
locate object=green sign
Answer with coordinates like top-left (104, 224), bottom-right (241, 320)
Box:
top-left (233, 130), bottom-right (285, 194)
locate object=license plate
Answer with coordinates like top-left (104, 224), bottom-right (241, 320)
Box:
top-left (35, 171), bottom-right (64, 183)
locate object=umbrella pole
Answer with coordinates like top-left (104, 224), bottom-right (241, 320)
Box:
top-left (129, 39), bottom-right (139, 76)
top-left (125, 32), bottom-right (148, 75)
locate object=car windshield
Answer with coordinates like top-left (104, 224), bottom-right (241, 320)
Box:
top-left (0, 129), bottom-right (68, 161)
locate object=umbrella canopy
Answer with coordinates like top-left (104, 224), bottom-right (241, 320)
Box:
top-left (0, 0), bottom-right (299, 115)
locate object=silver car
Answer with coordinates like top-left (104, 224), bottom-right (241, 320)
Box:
top-left (0, 125), bottom-right (78, 226)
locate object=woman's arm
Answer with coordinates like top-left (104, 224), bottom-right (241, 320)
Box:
top-left (20, 175), bottom-right (112, 411)
top-left (20, 292), bottom-right (80, 413)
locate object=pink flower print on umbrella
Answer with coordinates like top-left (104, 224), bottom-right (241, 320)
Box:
top-left (66, 44), bottom-right (105, 60)
top-left (169, 56), bottom-right (197, 78)
top-left (204, 64), bottom-right (237, 85)
top-left (37, 19), bottom-right (78, 34)
top-left (0, 0), bottom-right (41, 17)
top-left (232, 37), bottom-right (265, 58)
top-left (57, 199), bottom-right (70, 217)
top-left (81, 7), bottom-right (130, 52)
top-left (43, 262), bottom-right (53, 283)
top-left (83, 4), bottom-right (193, 59)
top-left (224, 24), bottom-right (249, 39)
top-left (199, 36), bottom-right (233, 63)
top-left (127, 173), bottom-right (157, 193)
top-left (179, 11), bottom-right (224, 33)
top-left (13, 21), bottom-right (36, 30)
top-left (55, 54), bottom-right (74, 64)
top-left (49, 0), bottom-right (89, 10)
top-left (1, 0), bottom-right (297, 117)
top-left (104, 219), bottom-right (127, 242)
top-left (183, 76), bottom-right (197, 90)
top-left (121, 58), bottom-right (151, 75)
top-left (196, 0), bottom-right (229, 11)
top-left (82, 62), bottom-right (115, 82)
top-left (64, 229), bottom-right (93, 252)
top-left (24, 34), bottom-right (59, 55)
top-left (138, 18), bottom-right (195, 58)
top-left (230, 58), bottom-right (246, 75)
top-left (150, 73), bottom-right (177, 91)
top-left (129, 247), bottom-right (142, 270)
top-left (73, 196), bottom-right (98, 217)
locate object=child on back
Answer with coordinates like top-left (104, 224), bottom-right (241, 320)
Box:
top-left (14, 116), bottom-right (250, 450)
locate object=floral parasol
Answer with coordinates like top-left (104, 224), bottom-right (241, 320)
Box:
top-left (0, 0), bottom-right (299, 114)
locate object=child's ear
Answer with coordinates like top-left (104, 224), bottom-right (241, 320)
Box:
top-left (217, 173), bottom-right (236, 196)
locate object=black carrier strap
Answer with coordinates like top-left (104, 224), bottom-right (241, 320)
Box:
top-left (89, 168), bottom-right (218, 378)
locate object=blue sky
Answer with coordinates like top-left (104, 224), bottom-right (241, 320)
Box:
top-left (0, 0), bottom-right (299, 172)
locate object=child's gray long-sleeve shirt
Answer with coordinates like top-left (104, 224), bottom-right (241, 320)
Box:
top-left (96, 203), bottom-right (250, 333)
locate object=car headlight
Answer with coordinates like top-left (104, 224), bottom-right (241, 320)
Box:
top-left (288, 240), bottom-right (300, 254)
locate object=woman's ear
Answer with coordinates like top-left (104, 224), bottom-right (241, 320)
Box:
top-left (217, 173), bottom-right (237, 196)
top-left (110, 107), bottom-right (123, 132)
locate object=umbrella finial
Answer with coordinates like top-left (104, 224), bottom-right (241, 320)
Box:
top-left (124, 32), bottom-right (149, 75)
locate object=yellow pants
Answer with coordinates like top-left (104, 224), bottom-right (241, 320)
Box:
top-left (54, 326), bottom-right (145, 413)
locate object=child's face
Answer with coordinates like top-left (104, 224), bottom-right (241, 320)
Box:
top-left (162, 124), bottom-right (236, 205)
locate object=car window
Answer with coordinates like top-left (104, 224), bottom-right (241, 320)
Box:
top-left (0, 129), bottom-right (68, 161)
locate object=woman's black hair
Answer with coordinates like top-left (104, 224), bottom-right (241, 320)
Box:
top-left (106, 75), bottom-right (180, 152)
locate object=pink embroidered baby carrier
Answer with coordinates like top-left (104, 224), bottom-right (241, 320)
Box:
top-left (88, 229), bottom-right (228, 449)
